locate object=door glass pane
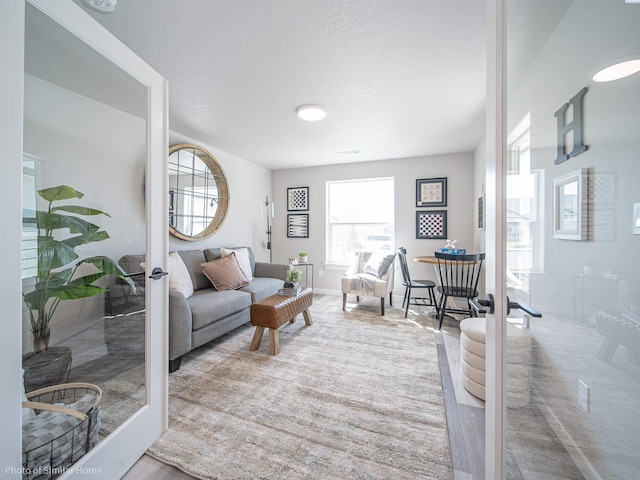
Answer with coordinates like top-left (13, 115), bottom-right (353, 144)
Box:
top-left (22, 2), bottom-right (147, 467)
top-left (505, 1), bottom-right (640, 478)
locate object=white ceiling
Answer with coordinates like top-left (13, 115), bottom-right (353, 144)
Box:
top-left (47, 0), bottom-right (573, 170)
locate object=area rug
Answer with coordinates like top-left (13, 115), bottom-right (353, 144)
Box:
top-left (102, 295), bottom-right (453, 479)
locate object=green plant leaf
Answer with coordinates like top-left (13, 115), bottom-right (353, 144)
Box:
top-left (38, 185), bottom-right (84, 203)
top-left (37, 237), bottom-right (79, 273)
top-left (37, 211), bottom-right (101, 236)
top-left (49, 284), bottom-right (106, 301)
top-left (66, 272), bottom-right (106, 287)
top-left (62, 230), bottom-right (110, 249)
top-left (45, 268), bottom-right (74, 288)
top-left (82, 256), bottom-right (138, 292)
top-left (51, 205), bottom-right (111, 217)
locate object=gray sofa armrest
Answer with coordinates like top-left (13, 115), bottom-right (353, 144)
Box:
top-left (168, 290), bottom-right (193, 361)
top-left (254, 261), bottom-right (290, 281)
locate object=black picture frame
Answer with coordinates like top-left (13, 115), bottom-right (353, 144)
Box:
top-left (287, 214), bottom-right (309, 238)
top-left (478, 195), bottom-right (485, 230)
top-left (416, 210), bottom-right (447, 239)
top-left (287, 186), bottom-right (309, 211)
top-left (416, 177), bottom-right (447, 207)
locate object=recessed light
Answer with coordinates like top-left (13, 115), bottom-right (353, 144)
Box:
top-left (592, 59), bottom-right (640, 82)
top-left (296, 105), bottom-right (326, 121)
top-left (83, 0), bottom-right (117, 13)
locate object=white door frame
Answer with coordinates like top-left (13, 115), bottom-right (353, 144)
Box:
top-left (485, 0), bottom-right (508, 478)
top-left (0, 1), bottom-right (169, 477)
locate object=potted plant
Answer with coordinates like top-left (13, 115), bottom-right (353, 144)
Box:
top-left (299, 252), bottom-right (308, 263)
top-left (23, 185), bottom-right (136, 354)
top-left (284, 268), bottom-right (302, 289)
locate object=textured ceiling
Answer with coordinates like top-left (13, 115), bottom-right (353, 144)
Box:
top-left (37, 0), bottom-right (572, 170)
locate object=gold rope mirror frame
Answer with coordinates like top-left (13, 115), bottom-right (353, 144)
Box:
top-left (168, 143), bottom-right (230, 241)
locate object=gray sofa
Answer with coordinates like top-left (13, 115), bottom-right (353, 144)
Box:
top-left (110, 247), bottom-right (289, 372)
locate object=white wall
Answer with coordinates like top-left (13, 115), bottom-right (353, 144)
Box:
top-left (272, 152), bottom-right (476, 294)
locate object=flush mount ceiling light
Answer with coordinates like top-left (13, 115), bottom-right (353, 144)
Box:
top-left (592, 59), bottom-right (640, 82)
top-left (296, 105), bottom-right (326, 121)
top-left (83, 0), bottom-right (117, 13)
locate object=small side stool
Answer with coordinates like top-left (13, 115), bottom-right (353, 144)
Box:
top-left (459, 317), bottom-right (532, 408)
top-left (250, 288), bottom-right (313, 355)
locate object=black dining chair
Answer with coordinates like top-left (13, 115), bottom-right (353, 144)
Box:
top-left (434, 252), bottom-right (485, 330)
top-left (397, 248), bottom-right (437, 318)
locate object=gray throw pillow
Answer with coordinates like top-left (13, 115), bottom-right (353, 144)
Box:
top-left (362, 252), bottom-right (395, 278)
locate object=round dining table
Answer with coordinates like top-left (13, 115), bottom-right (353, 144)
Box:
top-left (413, 255), bottom-right (437, 265)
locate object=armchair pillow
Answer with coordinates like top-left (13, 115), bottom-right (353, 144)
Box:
top-left (363, 251), bottom-right (395, 278)
top-left (201, 252), bottom-right (250, 291)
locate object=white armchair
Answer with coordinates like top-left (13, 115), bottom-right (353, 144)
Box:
top-left (341, 251), bottom-right (395, 315)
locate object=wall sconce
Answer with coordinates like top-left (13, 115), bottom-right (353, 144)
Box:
top-left (262, 196), bottom-right (275, 262)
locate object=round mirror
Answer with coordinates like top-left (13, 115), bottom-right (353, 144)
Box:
top-left (168, 143), bottom-right (229, 241)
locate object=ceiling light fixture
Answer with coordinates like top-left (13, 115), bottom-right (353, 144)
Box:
top-left (296, 105), bottom-right (326, 121)
top-left (83, 0), bottom-right (117, 13)
top-left (592, 59), bottom-right (640, 82)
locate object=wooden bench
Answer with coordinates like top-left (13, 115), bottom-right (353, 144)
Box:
top-left (249, 288), bottom-right (313, 355)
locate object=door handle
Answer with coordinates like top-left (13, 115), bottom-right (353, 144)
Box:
top-left (506, 296), bottom-right (542, 317)
top-left (470, 294), bottom-right (542, 318)
top-left (149, 267), bottom-right (169, 280)
top-left (469, 293), bottom-right (495, 314)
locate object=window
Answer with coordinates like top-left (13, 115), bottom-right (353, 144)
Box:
top-left (326, 177), bottom-right (394, 265)
top-left (506, 124), bottom-right (544, 293)
top-left (22, 157), bottom-right (38, 279)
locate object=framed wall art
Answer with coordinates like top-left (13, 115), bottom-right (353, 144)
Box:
top-left (477, 195), bottom-right (485, 230)
top-left (287, 214), bottom-right (309, 238)
top-left (552, 168), bottom-right (588, 240)
top-left (416, 210), bottom-right (447, 239)
top-left (416, 177), bottom-right (447, 207)
top-left (287, 186), bottom-right (309, 211)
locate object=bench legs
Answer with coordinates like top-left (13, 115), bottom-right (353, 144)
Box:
top-left (250, 309), bottom-right (313, 356)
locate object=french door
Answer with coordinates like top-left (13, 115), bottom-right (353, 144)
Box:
top-left (486, 0), bottom-right (640, 478)
top-left (1, 1), bottom-right (168, 478)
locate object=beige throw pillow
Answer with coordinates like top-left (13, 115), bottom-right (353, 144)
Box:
top-left (168, 252), bottom-right (194, 298)
top-left (201, 252), bottom-right (250, 291)
top-left (221, 247), bottom-right (254, 281)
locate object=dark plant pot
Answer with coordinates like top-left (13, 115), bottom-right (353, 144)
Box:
top-left (22, 346), bottom-right (72, 393)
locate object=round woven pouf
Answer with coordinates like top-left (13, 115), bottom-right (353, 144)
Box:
top-left (459, 317), bottom-right (532, 408)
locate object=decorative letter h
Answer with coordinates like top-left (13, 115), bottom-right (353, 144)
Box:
top-left (554, 87), bottom-right (588, 164)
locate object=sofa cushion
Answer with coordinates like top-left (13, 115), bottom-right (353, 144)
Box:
top-left (221, 247), bottom-right (254, 281)
top-left (204, 247), bottom-right (256, 274)
top-left (177, 250), bottom-right (211, 291)
top-left (201, 252), bottom-right (250, 291)
top-left (188, 289), bottom-right (252, 330)
top-left (239, 277), bottom-right (285, 302)
top-left (167, 252), bottom-right (194, 298)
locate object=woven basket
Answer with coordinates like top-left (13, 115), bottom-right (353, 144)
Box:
top-left (22, 383), bottom-right (102, 480)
